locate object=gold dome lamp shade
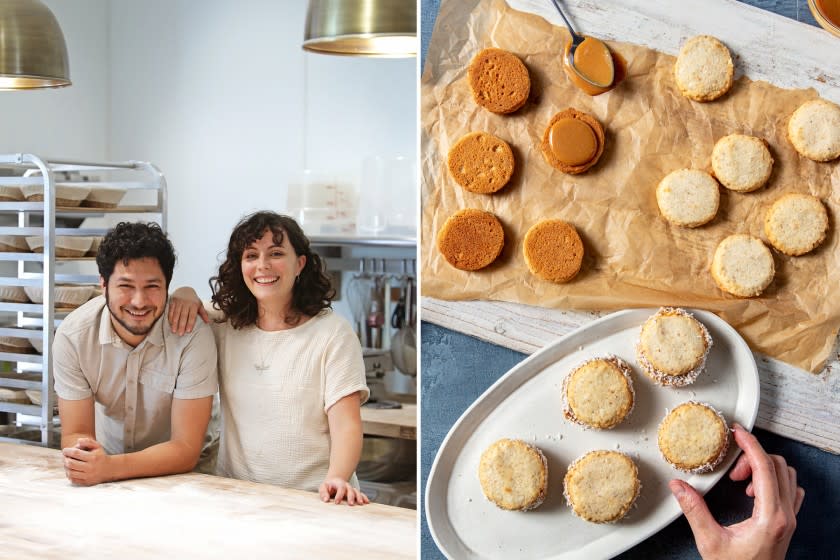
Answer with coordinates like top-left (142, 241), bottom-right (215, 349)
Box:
top-left (0, 0), bottom-right (71, 90)
top-left (303, 0), bottom-right (416, 58)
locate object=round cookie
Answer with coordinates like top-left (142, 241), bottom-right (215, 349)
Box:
top-left (787, 99), bottom-right (840, 162)
top-left (468, 48), bottom-right (530, 114)
top-left (711, 134), bottom-right (774, 193)
top-left (540, 108), bottom-right (606, 175)
top-left (437, 209), bottom-right (504, 271)
top-left (711, 234), bottom-right (775, 297)
top-left (658, 401), bottom-right (730, 474)
top-left (764, 193), bottom-right (829, 256)
top-left (656, 169), bottom-right (720, 227)
top-left (523, 219), bottom-right (584, 283)
top-left (478, 438), bottom-right (548, 511)
top-left (563, 356), bottom-right (635, 429)
top-left (674, 35), bottom-right (734, 102)
top-left (637, 307), bottom-right (712, 387)
top-left (563, 450), bottom-right (640, 523)
top-left (446, 132), bottom-right (514, 194)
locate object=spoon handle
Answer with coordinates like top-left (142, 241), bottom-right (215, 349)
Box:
top-left (550, 0), bottom-right (580, 37)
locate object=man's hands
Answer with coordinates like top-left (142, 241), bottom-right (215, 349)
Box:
top-left (319, 476), bottom-right (370, 506)
top-left (62, 437), bottom-right (113, 486)
top-left (670, 423), bottom-right (803, 560)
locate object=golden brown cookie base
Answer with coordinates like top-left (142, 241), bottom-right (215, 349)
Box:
top-left (468, 48), bottom-right (530, 114)
top-left (540, 109), bottom-right (605, 174)
top-left (437, 208), bottom-right (505, 271)
top-left (446, 132), bottom-right (515, 194)
top-left (523, 219), bottom-right (584, 283)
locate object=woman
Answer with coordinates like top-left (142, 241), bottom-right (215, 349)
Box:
top-left (170, 211), bottom-right (369, 505)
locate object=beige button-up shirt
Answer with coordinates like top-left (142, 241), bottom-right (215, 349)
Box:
top-left (53, 295), bottom-right (218, 455)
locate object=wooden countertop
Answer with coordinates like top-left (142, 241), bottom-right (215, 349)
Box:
top-left (0, 442), bottom-right (416, 559)
top-left (362, 403), bottom-right (417, 440)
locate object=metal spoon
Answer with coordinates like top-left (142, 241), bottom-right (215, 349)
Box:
top-left (549, 0), bottom-right (614, 88)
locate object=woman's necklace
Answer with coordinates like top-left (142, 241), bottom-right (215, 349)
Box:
top-left (253, 335), bottom-right (279, 373)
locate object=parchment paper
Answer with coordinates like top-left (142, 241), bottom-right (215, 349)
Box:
top-left (420, 0), bottom-right (840, 372)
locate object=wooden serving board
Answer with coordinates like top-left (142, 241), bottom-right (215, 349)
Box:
top-left (0, 443), bottom-right (417, 559)
top-left (422, 0), bottom-right (840, 454)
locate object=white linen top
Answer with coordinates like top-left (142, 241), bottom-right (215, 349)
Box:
top-left (210, 308), bottom-right (369, 492)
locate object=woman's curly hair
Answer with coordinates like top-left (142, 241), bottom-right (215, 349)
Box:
top-left (210, 211), bottom-right (334, 329)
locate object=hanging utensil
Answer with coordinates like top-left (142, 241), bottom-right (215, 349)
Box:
top-left (390, 276), bottom-right (416, 377)
top-left (390, 276), bottom-right (406, 329)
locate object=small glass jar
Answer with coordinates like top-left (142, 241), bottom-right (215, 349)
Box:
top-left (808, 0), bottom-right (840, 38)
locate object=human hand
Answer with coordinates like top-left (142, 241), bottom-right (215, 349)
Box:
top-left (167, 286), bottom-right (207, 335)
top-left (319, 477), bottom-right (371, 506)
top-left (669, 423), bottom-right (804, 560)
top-left (62, 437), bottom-right (113, 486)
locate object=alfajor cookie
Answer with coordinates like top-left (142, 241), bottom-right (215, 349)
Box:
top-left (711, 134), bottom-right (774, 193)
top-left (711, 234), bottom-right (775, 297)
top-left (658, 401), bottom-right (730, 474)
top-left (764, 193), bottom-right (829, 256)
top-left (563, 356), bottom-right (635, 429)
top-left (540, 108), bottom-right (606, 175)
top-left (468, 48), bottom-right (530, 114)
top-left (523, 219), bottom-right (584, 283)
top-left (564, 450), bottom-right (640, 523)
top-left (637, 307), bottom-right (712, 387)
top-left (436, 209), bottom-right (505, 271)
top-left (656, 169), bottom-right (720, 227)
top-left (787, 99), bottom-right (840, 162)
top-left (446, 132), bottom-right (514, 194)
top-left (674, 35), bottom-right (734, 102)
top-left (478, 438), bottom-right (548, 511)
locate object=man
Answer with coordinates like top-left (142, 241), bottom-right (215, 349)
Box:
top-left (54, 222), bottom-right (218, 486)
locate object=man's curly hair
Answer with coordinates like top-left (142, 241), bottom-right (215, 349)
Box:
top-left (210, 211), bottom-right (334, 329)
top-left (96, 222), bottom-right (176, 287)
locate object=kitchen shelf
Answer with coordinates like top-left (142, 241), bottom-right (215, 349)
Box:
top-left (0, 202), bottom-right (162, 215)
top-left (0, 153), bottom-right (167, 447)
top-left (310, 235), bottom-right (416, 249)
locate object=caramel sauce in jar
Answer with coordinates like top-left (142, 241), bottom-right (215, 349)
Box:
top-left (548, 118), bottom-right (598, 165)
top-left (563, 38), bottom-right (627, 96)
top-left (816, 0), bottom-right (840, 27)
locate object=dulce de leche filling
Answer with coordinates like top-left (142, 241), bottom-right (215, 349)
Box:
top-left (573, 37), bottom-right (614, 86)
top-left (563, 37), bottom-right (626, 96)
top-left (548, 117), bottom-right (598, 166)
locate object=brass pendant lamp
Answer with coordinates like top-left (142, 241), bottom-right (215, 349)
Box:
top-left (0, 0), bottom-right (71, 90)
top-left (303, 0), bottom-right (416, 58)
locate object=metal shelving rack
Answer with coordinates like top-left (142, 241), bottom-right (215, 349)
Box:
top-left (0, 154), bottom-right (167, 446)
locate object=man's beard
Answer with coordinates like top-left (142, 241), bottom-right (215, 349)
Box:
top-left (105, 289), bottom-right (165, 336)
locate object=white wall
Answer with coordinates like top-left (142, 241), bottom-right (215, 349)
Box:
top-left (0, 0), bottom-right (109, 158)
top-left (107, 0), bottom-right (418, 304)
top-left (0, 0), bottom-right (416, 335)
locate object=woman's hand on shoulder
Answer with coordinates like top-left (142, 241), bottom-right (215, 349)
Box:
top-left (168, 286), bottom-right (208, 335)
top-left (319, 477), bottom-right (370, 506)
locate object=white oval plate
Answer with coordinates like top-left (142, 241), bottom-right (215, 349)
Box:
top-left (425, 308), bottom-right (759, 559)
